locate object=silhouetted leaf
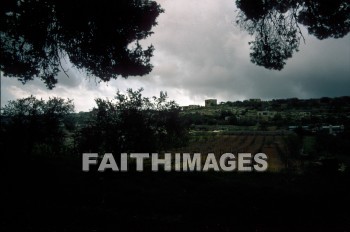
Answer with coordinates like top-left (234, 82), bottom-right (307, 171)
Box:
top-left (235, 0), bottom-right (350, 70)
top-left (0, 0), bottom-right (164, 88)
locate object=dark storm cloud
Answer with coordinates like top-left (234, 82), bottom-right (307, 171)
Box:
top-left (144, 0), bottom-right (350, 103)
top-left (55, 70), bottom-right (82, 88)
top-left (1, 0), bottom-right (349, 111)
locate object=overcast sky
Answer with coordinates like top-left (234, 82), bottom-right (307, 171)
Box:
top-left (1, 0), bottom-right (350, 112)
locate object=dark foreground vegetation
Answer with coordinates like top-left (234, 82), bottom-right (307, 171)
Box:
top-left (1, 93), bottom-right (350, 231)
top-left (2, 155), bottom-right (350, 232)
top-left (1, 89), bottom-right (188, 158)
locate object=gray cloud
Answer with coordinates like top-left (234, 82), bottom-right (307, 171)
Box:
top-left (1, 0), bottom-right (349, 111)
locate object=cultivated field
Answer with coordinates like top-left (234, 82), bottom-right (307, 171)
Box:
top-left (169, 132), bottom-right (287, 172)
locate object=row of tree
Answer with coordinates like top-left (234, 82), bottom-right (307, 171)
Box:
top-left (1, 89), bottom-right (189, 159)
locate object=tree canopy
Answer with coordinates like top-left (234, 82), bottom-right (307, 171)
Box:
top-left (1, 96), bottom-right (74, 155)
top-left (77, 88), bottom-right (188, 154)
top-left (0, 0), bottom-right (163, 88)
top-left (236, 0), bottom-right (350, 70)
top-left (1, 90), bottom-right (189, 157)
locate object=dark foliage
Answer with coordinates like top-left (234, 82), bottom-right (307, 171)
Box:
top-left (0, 0), bottom-right (163, 88)
top-left (1, 90), bottom-right (188, 158)
top-left (236, 0), bottom-right (350, 70)
top-left (3, 159), bottom-right (350, 231)
top-left (76, 89), bottom-right (189, 154)
top-left (1, 96), bottom-right (74, 156)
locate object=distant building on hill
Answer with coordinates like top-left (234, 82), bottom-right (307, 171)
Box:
top-left (205, 99), bottom-right (217, 107)
top-left (257, 111), bottom-right (277, 121)
top-left (181, 105), bottom-right (201, 110)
